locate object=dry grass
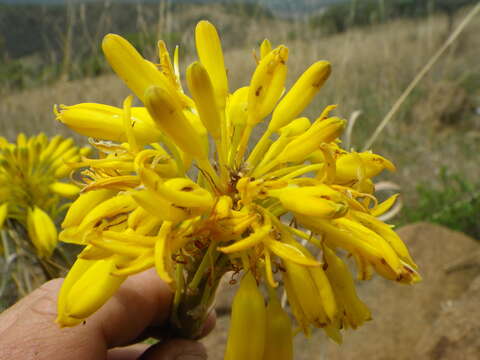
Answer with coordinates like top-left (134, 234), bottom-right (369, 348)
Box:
top-left (1, 7), bottom-right (479, 203)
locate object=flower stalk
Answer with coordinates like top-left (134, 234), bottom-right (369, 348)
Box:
top-left (169, 248), bottom-right (229, 339)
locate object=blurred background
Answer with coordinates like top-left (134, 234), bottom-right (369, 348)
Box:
top-left (0, 0), bottom-right (479, 358)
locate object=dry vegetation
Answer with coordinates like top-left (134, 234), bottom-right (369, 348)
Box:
top-left (1, 5), bottom-right (479, 204)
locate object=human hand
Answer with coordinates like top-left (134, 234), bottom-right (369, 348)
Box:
top-left (0, 269), bottom-right (215, 360)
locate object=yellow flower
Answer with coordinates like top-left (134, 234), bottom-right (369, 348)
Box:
top-left (0, 134), bottom-right (87, 258)
top-left (224, 272), bottom-right (266, 360)
top-left (263, 292), bottom-right (293, 360)
top-left (54, 103), bottom-right (162, 145)
top-left (56, 20), bottom-right (419, 353)
top-left (27, 206), bottom-right (58, 259)
top-left (0, 203), bottom-right (8, 229)
top-left (57, 258), bottom-right (126, 326)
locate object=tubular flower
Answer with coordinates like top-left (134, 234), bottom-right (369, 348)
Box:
top-left (55, 20), bottom-right (419, 355)
top-left (0, 133), bottom-right (88, 258)
top-left (224, 273), bottom-right (267, 360)
top-left (264, 289), bottom-right (294, 360)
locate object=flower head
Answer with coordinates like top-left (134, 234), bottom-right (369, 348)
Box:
top-left (0, 133), bottom-right (87, 258)
top-left (56, 20), bottom-right (419, 352)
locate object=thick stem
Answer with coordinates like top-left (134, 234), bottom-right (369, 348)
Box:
top-left (168, 252), bottom-right (230, 339)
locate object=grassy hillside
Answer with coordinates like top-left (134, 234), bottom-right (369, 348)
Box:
top-left (0, 1), bottom-right (276, 89)
top-left (1, 1), bottom-right (473, 89)
top-left (0, 1), bottom-right (275, 58)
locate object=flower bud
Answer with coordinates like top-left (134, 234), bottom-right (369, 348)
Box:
top-left (49, 182), bottom-right (80, 198)
top-left (0, 203), bottom-right (8, 229)
top-left (144, 86), bottom-right (206, 159)
top-left (282, 261), bottom-right (328, 328)
top-left (195, 21), bottom-right (229, 109)
top-left (263, 296), bottom-right (293, 360)
top-left (27, 206), bottom-right (57, 258)
top-left (335, 152), bottom-right (396, 184)
top-left (323, 246), bottom-right (371, 329)
top-left (269, 61), bottom-right (331, 132)
top-left (278, 117), bottom-right (311, 137)
top-left (186, 62), bottom-right (222, 140)
top-left (57, 258), bottom-right (126, 326)
top-left (102, 34), bottom-right (177, 104)
top-left (269, 185), bottom-right (348, 219)
top-left (225, 272), bottom-right (267, 360)
top-left (260, 39), bottom-right (272, 59)
top-left (277, 117), bottom-right (345, 163)
top-left (248, 45), bottom-right (288, 123)
top-left (55, 103), bottom-right (162, 145)
top-left (62, 189), bottom-right (116, 228)
top-left (78, 193), bottom-right (137, 233)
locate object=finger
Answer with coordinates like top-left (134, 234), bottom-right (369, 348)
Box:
top-left (139, 339), bottom-right (207, 360)
top-left (0, 269), bottom-right (173, 360)
top-left (93, 268), bottom-right (173, 347)
top-left (107, 344), bottom-right (149, 360)
top-left (0, 279), bottom-right (94, 360)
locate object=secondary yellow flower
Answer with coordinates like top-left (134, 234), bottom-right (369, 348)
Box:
top-left (56, 20), bottom-right (419, 356)
top-left (26, 206), bottom-right (58, 259)
top-left (0, 133), bottom-right (88, 257)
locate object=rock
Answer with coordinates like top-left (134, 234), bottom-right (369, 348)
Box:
top-left (415, 275), bottom-right (480, 359)
top-left (201, 223), bottom-right (480, 359)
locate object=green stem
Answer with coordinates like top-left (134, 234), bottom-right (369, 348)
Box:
top-left (1, 228), bottom-right (11, 258)
top-left (170, 262), bottom-right (185, 327)
top-left (0, 229), bottom-right (12, 297)
top-left (168, 252), bottom-right (229, 339)
top-left (187, 241), bottom-right (217, 292)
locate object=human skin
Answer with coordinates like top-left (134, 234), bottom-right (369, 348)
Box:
top-left (0, 269), bottom-right (215, 360)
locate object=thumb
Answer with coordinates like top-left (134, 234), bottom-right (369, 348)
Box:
top-left (140, 339), bottom-right (207, 360)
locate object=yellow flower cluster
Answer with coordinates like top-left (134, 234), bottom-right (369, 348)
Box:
top-left (0, 134), bottom-right (87, 258)
top-left (55, 21), bottom-right (419, 356)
